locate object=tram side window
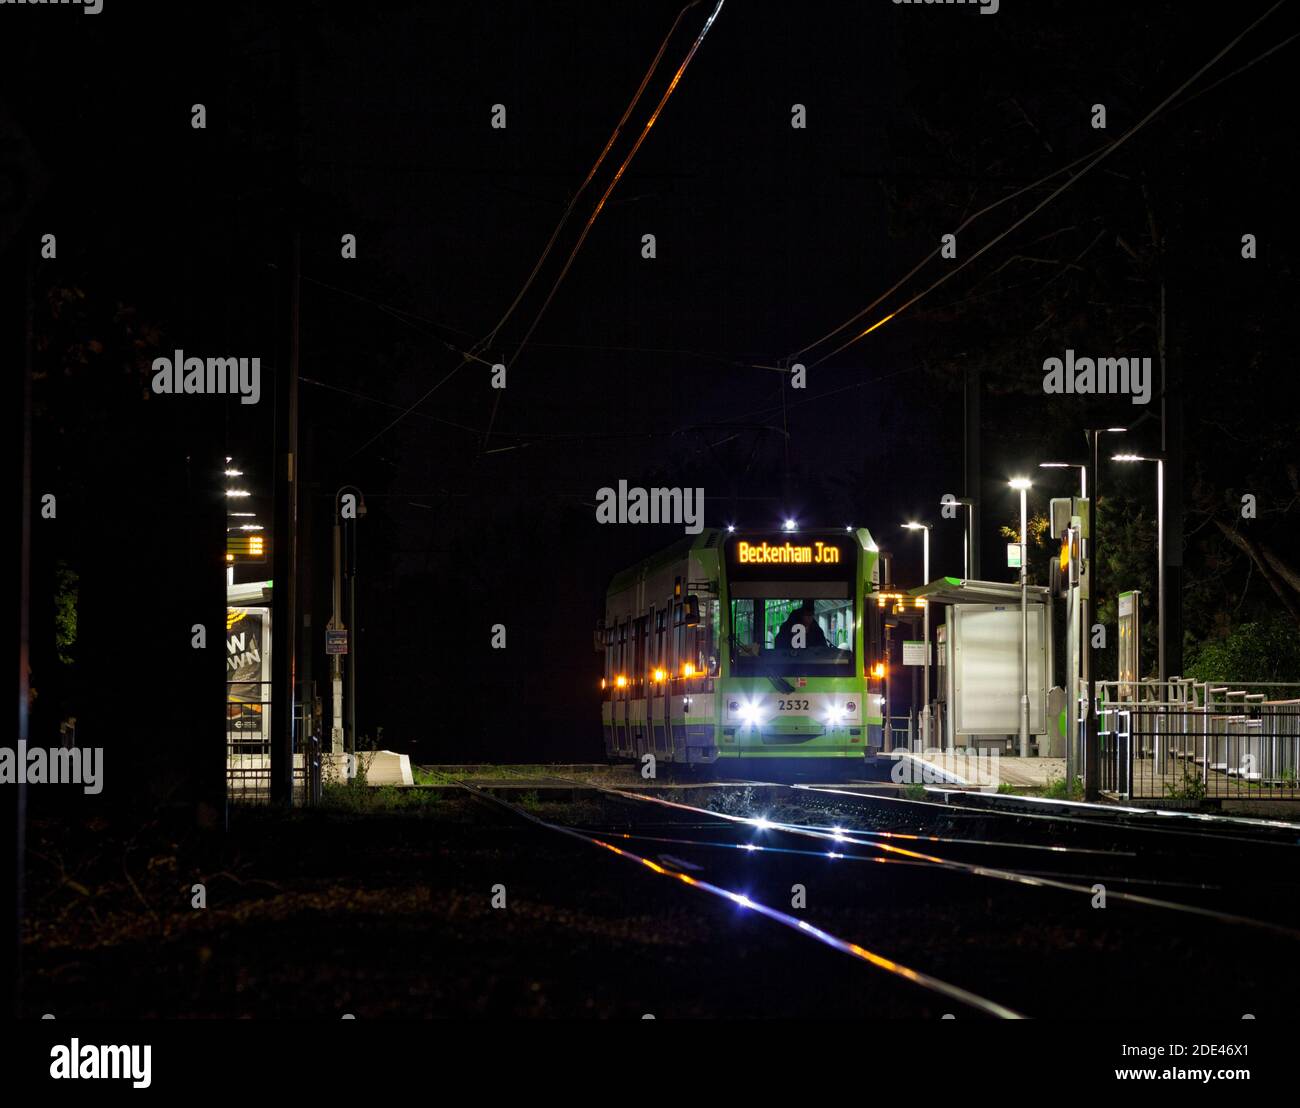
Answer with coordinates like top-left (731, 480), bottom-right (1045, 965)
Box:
top-left (604, 627), bottom-right (615, 686)
top-left (703, 598), bottom-right (719, 674)
top-left (673, 602), bottom-right (686, 675)
top-left (655, 608), bottom-right (666, 671)
top-left (634, 616), bottom-right (648, 683)
top-left (617, 620), bottom-right (627, 681)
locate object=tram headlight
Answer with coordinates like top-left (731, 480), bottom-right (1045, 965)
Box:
top-left (738, 700), bottom-right (765, 728)
top-left (825, 703), bottom-right (847, 725)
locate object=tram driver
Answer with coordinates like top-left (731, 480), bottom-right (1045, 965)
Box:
top-left (774, 600), bottom-right (830, 651)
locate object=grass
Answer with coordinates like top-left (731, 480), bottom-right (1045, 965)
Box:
top-left (1164, 763), bottom-right (1208, 803)
top-left (319, 782), bottom-right (444, 815)
top-left (1043, 773), bottom-right (1084, 801)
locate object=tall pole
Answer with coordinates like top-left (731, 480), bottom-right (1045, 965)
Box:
top-left (964, 365), bottom-right (982, 579)
top-left (348, 526), bottom-right (357, 767)
top-left (7, 242), bottom-right (35, 1015)
top-left (334, 485), bottom-right (363, 774)
top-left (1077, 465), bottom-right (1087, 787)
top-left (1084, 431), bottom-right (1101, 799)
top-left (269, 7), bottom-right (301, 807)
top-left (330, 516), bottom-right (343, 754)
top-left (1019, 485), bottom-right (1030, 758)
top-left (1157, 457), bottom-right (1166, 693)
top-left (922, 526), bottom-right (930, 751)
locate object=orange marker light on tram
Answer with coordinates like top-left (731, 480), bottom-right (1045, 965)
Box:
top-left (682, 662), bottom-right (696, 678)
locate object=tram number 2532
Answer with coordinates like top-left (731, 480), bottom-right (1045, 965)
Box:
top-left (776, 699), bottom-right (810, 712)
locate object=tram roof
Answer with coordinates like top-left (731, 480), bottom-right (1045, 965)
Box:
top-left (607, 530), bottom-right (724, 594)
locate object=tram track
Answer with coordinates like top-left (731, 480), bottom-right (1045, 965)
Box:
top-left (456, 779), bottom-right (1027, 1018)
top-left (421, 766), bottom-right (1300, 915)
top-left (420, 766), bottom-right (1300, 1016)
top-left (586, 783), bottom-right (1300, 939)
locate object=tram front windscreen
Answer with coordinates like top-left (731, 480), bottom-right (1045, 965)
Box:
top-left (724, 536), bottom-right (858, 678)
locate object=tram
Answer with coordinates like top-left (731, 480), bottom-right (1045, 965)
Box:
top-left (597, 528), bottom-right (887, 777)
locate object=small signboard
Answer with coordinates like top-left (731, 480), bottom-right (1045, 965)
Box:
top-left (325, 629), bottom-right (349, 656)
top-left (903, 640), bottom-right (928, 666)
top-left (1006, 543), bottom-right (1022, 569)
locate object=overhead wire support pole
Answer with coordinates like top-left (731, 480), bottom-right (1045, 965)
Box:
top-left (270, 7), bottom-right (302, 808)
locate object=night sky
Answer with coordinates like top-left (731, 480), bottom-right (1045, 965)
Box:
top-left (6, 0), bottom-right (1298, 775)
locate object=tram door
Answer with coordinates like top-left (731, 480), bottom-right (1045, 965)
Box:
top-left (651, 606), bottom-right (669, 757)
top-left (866, 596), bottom-right (887, 752)
top-left (614, 618), bottom-right (629, 755)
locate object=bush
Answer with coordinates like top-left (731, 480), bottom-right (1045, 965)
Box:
top-left (1185, 611), bottom-right (1300, 692)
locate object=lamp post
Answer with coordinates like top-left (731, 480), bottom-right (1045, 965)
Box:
top-left (1009, 479), bottom-right (1032, 757)
top-left (903, 521), bottom-right (931, 751)
top-left (1112, 454), bottom-right (1166, 691)
top-left (955, 497), bottom-right (976, 580)
top-left (1038, 462), bottom-right (1086, 502)
top-left (334, 485), bottom-right (366, 772)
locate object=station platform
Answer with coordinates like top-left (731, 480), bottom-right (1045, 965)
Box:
top-left (887, 751), bottom-right (1066, 790)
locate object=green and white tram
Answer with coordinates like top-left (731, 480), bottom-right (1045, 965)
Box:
top-left (598, 528), bottom-right (887, 776)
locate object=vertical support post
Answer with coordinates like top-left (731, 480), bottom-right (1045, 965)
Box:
top-left (1084, 431), bottom-right (1100, 799)
top-left (1018, 486), bottom-right (1029, 758)
top-left (347, 525), bottom-right (357, 767)
top-left (270, 9), bottom-right (301, 808)
top-left (1157, 457), bottom-right (1166, 694)
top-left (964, 366), bottom-right (981, 579)
top-left (330, 518), bottom-right (343, 756)
top-left (6, 244), bottom-right (35, 1016)
top-left (1065, 525), bottom-right (1077, 788)
top-left (921, 527), bottom-right (930, 751)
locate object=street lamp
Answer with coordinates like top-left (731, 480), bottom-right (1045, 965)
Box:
top-left (903, 521), bottom-right (932, 751)
top-left (1009, 478), bottom-right (1032, 757)
top-left (1112, 453), bottom-right (1166, 692)
top-left (1038, 462), bottom-right (1087, 501)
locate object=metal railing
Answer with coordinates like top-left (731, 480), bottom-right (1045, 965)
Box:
top-left (226, 680), bottom-right (316, 805)
top-left (1093, 679), bottom-right (1300, 801)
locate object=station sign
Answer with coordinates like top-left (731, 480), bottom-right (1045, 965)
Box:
top-left (726, 532), bottom-right (854, 575)
top-left (325, 629), bottom-right (349, 656)
top-left (734, 539), bottom-right (843, 566)
top-left (226, 532), bottom-right (267, 565)
top-left (1006, 543), bottom-right (1022, 569)
top-left (902, 640), bottom-right (928, 666)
